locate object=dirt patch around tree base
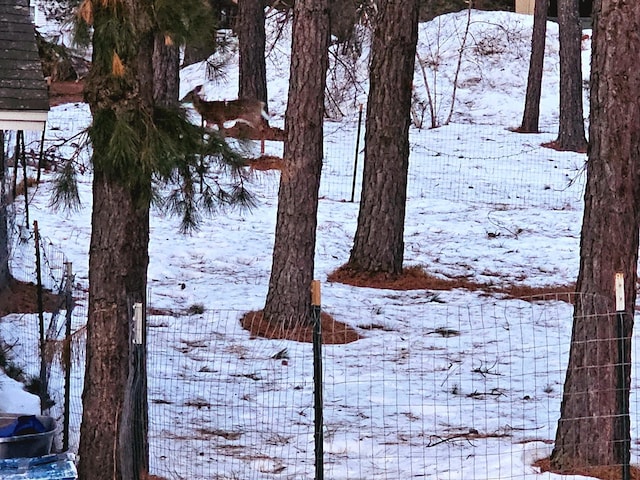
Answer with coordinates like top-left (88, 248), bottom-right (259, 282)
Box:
top-left (237, 266), bottom-right (574, 345)
top-left (328, 264), bottom-right (575, 300)
top-left (534, 457), bottom-right (640, 480)
top-left (226, 122), bottom-right (285, 142)
top-left (247, 155), bottom-right (285, 171)
top-left (240, 310), bottom-right (361, 344)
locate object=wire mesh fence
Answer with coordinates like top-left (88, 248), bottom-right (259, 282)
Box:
top-left (255, 119), bottom-right (587, 210)
top-left (147, 311), bottom-right (316, 478)
top-left (3, 279), bottom-right (639, 479)
top-left (0, 220), bottom-right (86, 454)
top-left (0, 109), bottom-right (604, 480)
top-left (6, 103), bottom-right (587, 215)
top-left (145, 293), bottom-right (639, 480)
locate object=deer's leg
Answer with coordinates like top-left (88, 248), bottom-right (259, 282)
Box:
top-left (259, 119), bottom-right (267, 155)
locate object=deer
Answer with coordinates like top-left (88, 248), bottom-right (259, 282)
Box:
top-left (182, 85), bottom-right (269, 154)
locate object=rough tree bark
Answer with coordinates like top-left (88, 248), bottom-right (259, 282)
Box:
top-left (551, 0), bottom-right (640, 470)
top-left (347, 0), bottom-right (419, 275)
top-left (554, 0), bottom-right (587, 151)
top-left (237, 0), bottom-right (268, 109)
top-left (263, 0), bottom-right (329, 327)
top-left (153, 33), bottom-right (180, 108)
top-left (80, 176), bottom-right (150, 480)
top-left (78, 0), bottom-right (154, 478)
top-left (520, 0), bottom-right (548, 133)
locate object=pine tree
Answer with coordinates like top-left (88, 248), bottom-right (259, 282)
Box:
top-left (553, 0), bottom-right (587, 151)
top-left (73, 1), bottom-right (253, 478)
top-left (347, 0), bottom-right (420, 276)
top-left (237, 0), bottom-right (268, 108)
top-left (519, 0), bottom-right (548, 133)
top-left (551, 0), bottom-right (640, 471)
top-left (262, 0), bottom-right (330, 327)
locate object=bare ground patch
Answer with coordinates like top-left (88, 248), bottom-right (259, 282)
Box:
top-left (0, 277), bottom-right (64, 317)
top-left (240, 310), bottom-right (361, 345)
top-left (327, 264), bottom-right (575, 301)
top-left (534, 457), bottom-right (640, 480)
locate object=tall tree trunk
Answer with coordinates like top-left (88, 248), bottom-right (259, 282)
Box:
top-left (78, 0), bottom-right (155, 478)
top-left (554, 0), bottom-right (587, 151)
top-left (347, 0), bottom-right (419, 275)
top-left (182, 0), bottom-right (219, 68)
top-left (520, 0), bottom-right (548, 133)
top-left (153, 33), bottom-right (180, 108)
top-left (551, 0), bottom-right (640, 470)
top-left (263, 0), bottom-right (329, 328)
top-left (237, 0), bottom-right (268, 110)
top-left (79, 174), bottom-right (150, 480)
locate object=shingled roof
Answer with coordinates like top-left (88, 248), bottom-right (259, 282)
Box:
top-left (0, 0), bottom-right (49, 131)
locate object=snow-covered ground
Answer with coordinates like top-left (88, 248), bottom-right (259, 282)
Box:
top-left (3, 6), bottom-right (630, 480)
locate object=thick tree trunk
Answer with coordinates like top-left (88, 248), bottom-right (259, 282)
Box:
top-left (551, 0), bottom-right (640, 470)
top-left (153, 33), bottom-right (180, 108)
top-left (78, 0), bottom-right (155, 478)
top-left (520, 0), bottom-right (548, 133)
top-left (78, 172), bottom-right (150, 480)
top-left (237, 0), bottom-right (268, 109)
top-left (263, 0), bottom-right (329, 328)
top-left (348, 0), bottom-right (419, 275)
top-left (554, 0), bottom-right (587, 151)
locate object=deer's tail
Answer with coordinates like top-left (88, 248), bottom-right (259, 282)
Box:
top-left (260, 102), bottom-right (270, 122)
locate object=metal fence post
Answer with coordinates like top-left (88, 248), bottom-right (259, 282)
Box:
top-left (350, 104), bottom-right (364, 203)
top-left (615, 273), bottom-right (630, 480)
top-left (34, 220), bottom-right (48, 413)
top-left (62, 262), bottom-right (73, 452)
top-left (120, 301), bottom-right (148, 480)
top-left (311, 280), bottom-right (324, 480)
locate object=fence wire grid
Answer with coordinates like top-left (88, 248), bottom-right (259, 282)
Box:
top-left (0, 104), bottom-right (607, 480)
top-left (146, 295), bottom-right (639, 480)
top-left (3, 266), bottom-right (638, 479)
top-left (251, 119), bottom-right (587, 210)
top-left (0, 220), bottom-right (86, 454)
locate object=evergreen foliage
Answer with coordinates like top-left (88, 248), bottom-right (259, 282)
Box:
top-left (51, 0), bottom-right (256, 232)
top-left (50, 160), bottom-right (82, 211)
top-left (153, 0), bottom-right (213, 48)
top-left (83, 99), bottom-right (256, 232)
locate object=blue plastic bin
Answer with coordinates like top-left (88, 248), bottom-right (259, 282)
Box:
top-left (0, 414), bottom-right (56, 459)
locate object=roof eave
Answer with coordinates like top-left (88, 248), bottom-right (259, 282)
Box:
top-left (0, 110), bottom-right (48, 131)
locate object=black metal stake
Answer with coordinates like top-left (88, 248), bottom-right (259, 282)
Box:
top-left (616, 310), bottom-right (630, 480)
top-left (311, 280), bottom-right (324, 480)
top-left (350, 104), bottom-right (364, 203)
top-left (34, 220), bottom-right (47, 413)
top-left (20, 131), bottom-right (29, 227)
top-left (62, 262), bottom-right (73, 452)
top-left (615, 273), bottom-right (630, 480)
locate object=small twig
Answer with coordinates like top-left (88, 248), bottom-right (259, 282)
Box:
top-left (427, 429), bottom-right (512, 447)
top-left (426, 327), bottom-right (461, 337)
top-left (487, 211), bottom-right (523, 238)
top-left (467, 388), bottom-right (506, 398)
top-left (471, 359), bottom-right (501, 377)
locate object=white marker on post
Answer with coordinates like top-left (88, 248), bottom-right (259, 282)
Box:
top-left (615, 272), bottom-right (625, 312)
